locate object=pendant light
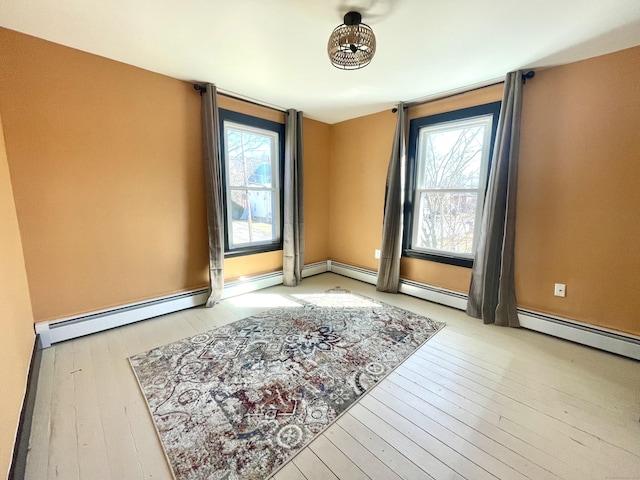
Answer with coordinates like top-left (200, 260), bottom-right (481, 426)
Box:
top-left (327, 11), bottom-right (376, 70)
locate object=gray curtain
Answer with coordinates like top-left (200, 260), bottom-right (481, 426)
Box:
top-left (283, 109), bottom-right (305, 286)
top-left (467, 71), bottom-right (524, 326)
top-left (376, 103), bottom-right (406, 293)
top-left (201, 84), bottom-right (224, 306)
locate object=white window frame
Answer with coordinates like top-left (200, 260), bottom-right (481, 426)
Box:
top-left (219, 109), bottom-right (284, 256)
top-left (404, 102), bottom-right (501, 267)
top-left (411, 115), bottom-right (493, 259)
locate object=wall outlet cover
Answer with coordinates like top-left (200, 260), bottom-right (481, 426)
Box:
top-left (554, 283), bottom-right (566, 297)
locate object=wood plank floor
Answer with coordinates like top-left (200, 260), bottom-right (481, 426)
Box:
top-left (25, 273), bottom-right (640, 479)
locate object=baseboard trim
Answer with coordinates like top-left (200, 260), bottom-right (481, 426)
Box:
top-left (221, 272), bottom-right (284, 300)
top-left (327, 260), bottom-right (640, 360)
top-left (35, 262), bottom-right (330, 347)
top-left (327, 261), bottom-right (468, 311)
top-left (399, 278), bottom-right (468, 311)
top-left (301, 261), bottom-right (330, 278)
top-left (9, 334), bottom-right (42, 480)
top-left (220, 261), bottom-right (328, 299)
top-left (518, 310), bottom-right (640, 361)
top-left (328, 261), bottom-right (378, 285)
top-left (36, 288), bottom-right (210, 347)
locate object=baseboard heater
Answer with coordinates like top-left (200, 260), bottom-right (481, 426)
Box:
top-left (328, 260), bottom-right (640, 361)
top-left (35, 261), bottom-right (328, 347)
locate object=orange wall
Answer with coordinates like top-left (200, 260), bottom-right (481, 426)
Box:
top-left (0, 27), bottom-right (208, 322)
top-left (0, 112), bottom-right (35, 477)
top-left (329, 110), bottom-right (396, 270)
top-left (0, 28), bottom-right (331, 321)
top-left (303, 118), bottom-right (331, 264)
top-left (516, 46), bottom-right (640, 335)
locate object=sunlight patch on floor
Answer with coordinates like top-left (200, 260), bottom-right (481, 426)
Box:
top-left (292, 293), bottom-right (382, 308)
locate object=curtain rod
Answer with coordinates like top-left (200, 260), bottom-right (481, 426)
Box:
top-left (392, 71), bottom-right (535, 113)
top-left (193, 84), bottom-right (287, 113)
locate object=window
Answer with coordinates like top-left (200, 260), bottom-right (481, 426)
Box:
top-left (219, 109), bottom-right (284, 256)
top-left (404, 102), bottom-right (501, 267)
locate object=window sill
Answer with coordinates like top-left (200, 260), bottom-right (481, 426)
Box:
top-left (224, 243), bottom-right (282, 259)
top-left (403, 249), bottom-right (473, 268)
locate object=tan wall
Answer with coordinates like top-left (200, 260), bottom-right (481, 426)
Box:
top-left (303, 118), bottom-right (331, 264)
top-left (0, 28), bottom-right (208, 322)
top-left (0, 28), bottom-right (331, 321)
top-left (0, 112), bottom-right (35, 477)
top-left (224, 251), bottom-right (283, 282)
top-left (516, 46), bottom-right (640, 336)
top-left (329, 110), bottom-right (396, 269)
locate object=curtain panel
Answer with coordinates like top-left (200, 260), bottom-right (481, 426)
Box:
top-left (376, 103), bottom-right (406, 293)
top-left (467, 71), bottom-right (525, 326)
top-left (283, 109), bottom-right (305, 286)
top-left (201, 84), bottom-right (225, 306)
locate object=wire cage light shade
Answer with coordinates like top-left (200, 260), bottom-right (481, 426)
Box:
top-left (328, 11), bottom-right (376, 70)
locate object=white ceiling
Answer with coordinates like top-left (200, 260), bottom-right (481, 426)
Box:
top-left (2, 0), bottom-right (640, 124)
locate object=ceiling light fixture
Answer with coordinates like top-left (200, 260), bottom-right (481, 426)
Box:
top-left (327, 11), bottom-right (376, 70)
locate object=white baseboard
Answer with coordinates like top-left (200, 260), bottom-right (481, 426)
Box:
top-left (36, 288), bottom-right (209, 348)
top-left (219, 261), bottom-right (328, 300)
top-left (36, 261), bottom-right (329, 347)
top-left (399, 279), bottom-right (468, 311)
top-left (327, 261), bottom-right (468, 311)
top-left (518, 310), bottom-right (640, 361)
top-left (328, 261), bottom-right (378, 285)
top-left (301, 261), bottom-right (330, 278)
top-left (220, 271), bottom-right (284, 300)
top-left (327, 260), bottom-right (640, 360)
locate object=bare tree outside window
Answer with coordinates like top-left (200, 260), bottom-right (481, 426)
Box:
top-left (224, 122), bottom-right (279, 248)
top-left (412, 115), bottom-right (493, 256)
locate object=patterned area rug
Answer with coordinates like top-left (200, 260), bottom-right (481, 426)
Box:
top-left (129, 288), bottom-right (445, 480)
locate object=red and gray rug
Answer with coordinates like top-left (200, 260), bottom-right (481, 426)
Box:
top-left (129, 287), bottom-right (445, 479)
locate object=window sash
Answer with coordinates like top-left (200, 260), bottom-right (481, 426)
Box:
top-left (407, 109), bottom-right (496, 260)
top-left (222, 119), bottom-right (281, 251)
top-left (227, 187), bottom-right (279, 248)
top-left (411, 188), bottom-right (483, 258)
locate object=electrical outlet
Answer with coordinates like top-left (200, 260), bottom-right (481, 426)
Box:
top-left (554, 283), bottom-right (566, 297)
top-left (374, 249), bottom-right (381, 259)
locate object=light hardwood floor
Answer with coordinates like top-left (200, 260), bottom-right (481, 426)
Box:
top-left (25, 273), bottom-right (640, 480)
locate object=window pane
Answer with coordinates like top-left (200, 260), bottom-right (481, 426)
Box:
top-left (220, 109), bottom-right (284, 255)
top-left (417, 117), bottom-right (492, 189)
top-left (229, 189), bottom-right (276, 247)
top-left (226, 127), bottom-right (274, 188)
top-left (414, 191), bottom-right (478, 255)
top-left (248, 190), bottom-right (273, 224)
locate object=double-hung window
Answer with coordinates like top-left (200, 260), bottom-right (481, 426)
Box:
top-left (219, 109), bottom-right (284, 256)
top-left (404, 102), bottom-right (501, 267)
